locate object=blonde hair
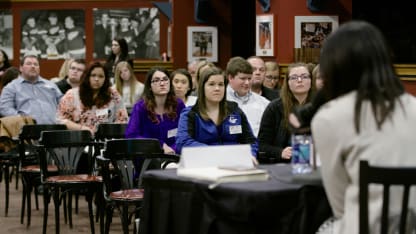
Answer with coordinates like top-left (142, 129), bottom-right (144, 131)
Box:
top-left (58, 58), bottom-right (74, 79)
top-left (114, 61), bottom-right (141, 104)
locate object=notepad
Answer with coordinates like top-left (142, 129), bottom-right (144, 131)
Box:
top-left (177, 166), bottom-right (269, 183)
top-left (177, 145), bottom-right (269, 188)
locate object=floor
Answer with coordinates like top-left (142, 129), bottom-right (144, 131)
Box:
top-left (0, 174), bottom-right (126, 234)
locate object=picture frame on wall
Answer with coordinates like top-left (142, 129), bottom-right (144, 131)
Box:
top-left (255, 14), bottom-right (274, 56)
top-left (187, 26), bottom-right (218, 62)
top-left (0, 10), bottom-right (13, 59)
top-left (20, 9), bottom-right (85, 60)
top-left (294, 15), bottom-right (339, 49)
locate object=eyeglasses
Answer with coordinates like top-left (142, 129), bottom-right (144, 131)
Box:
top-left (151, 76), bottom-right (170, 85)
top-left (288, 74), bottom-right (311, 81)
top-left (265, 75), bottom-right (279, 81)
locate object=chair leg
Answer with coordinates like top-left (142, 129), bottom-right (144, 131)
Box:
top-left (121, 203), bottom-right (129, 234)
top-left (87, 192), bottom-right (96, 234)
top-left (104, 205), bottom-right (113, 234)
top-left (53, 187), bottom-right (60, 234)
top-left (42, 186), bottom-right (50, 234)
top-left (34, 184), bottom-right (39, 210)
top-left (4, 165), bottom-right (10, 216)
top-left (27, 183), bottom-right (32, 226)
top-left (68, 191), bottom-right (73, 228)
top-left (20, 178), bottom-right (26, 224)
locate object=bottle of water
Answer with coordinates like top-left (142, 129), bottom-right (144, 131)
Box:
top-left (291, 134), bottom-right (312, 174)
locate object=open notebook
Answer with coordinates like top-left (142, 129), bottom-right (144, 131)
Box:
top-left (177, 144), bottom-right (269, 188)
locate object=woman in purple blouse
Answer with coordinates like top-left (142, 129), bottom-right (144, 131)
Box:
top-left (125, 67), bottom-right (185, 154)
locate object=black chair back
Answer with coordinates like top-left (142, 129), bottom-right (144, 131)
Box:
top-left (95, 123), bottom-right (127, 141)
top-left (102, 138), bottom-right (178, 191)
top-left (359, 160), bottom-right (416, 234)
top-left (39, 130), bottom-right (93, 176)
top-left (18, 124), bottom-right (67, 166)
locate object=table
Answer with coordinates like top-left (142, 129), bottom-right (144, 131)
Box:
top-left (139, 164), bottom-right (332, 234)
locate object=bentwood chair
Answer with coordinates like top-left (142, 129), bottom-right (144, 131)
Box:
top-left (97, 138), bottom-right (179, 234)
top-left (0, 115), bottom-right (35, 216)
top-left (18, 124), bottom-right (67, 226)
top-left (38, 130), bottom-right (103, 234)
top-left (77, 123), bottom-right (127, 217)
top-left (359, 160), bottom-right (416, 234)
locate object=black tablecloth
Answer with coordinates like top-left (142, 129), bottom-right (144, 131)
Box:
top-left (139, 164), bottom-right (332, 234)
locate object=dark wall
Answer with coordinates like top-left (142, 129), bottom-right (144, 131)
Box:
top-left (353, 0), bottom-right (416, 63)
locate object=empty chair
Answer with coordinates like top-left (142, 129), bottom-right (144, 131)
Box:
top-left (0, 115), bottom-right (35, 216)
top-left (18, 124), bottom-right (67, 226)
top-left (97, 138), bottom-right (179, 234)
top-left (359, 160), bottom-right (416, 234)
top-left (38, 130), bottom-right (102, 234)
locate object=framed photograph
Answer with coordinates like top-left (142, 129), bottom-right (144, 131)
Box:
top-left (0, 10), bottom-right (13, 59)
top-left (21, 10), bottom-right (85, 60)
top-left (93, 8), bottom-right (160, 59)
top-left (256, 14), bottom-right (274, 56)
top-left (295, 16), bottom-right (338, 48)
top-left (187, 26), bottom-right (218, 62)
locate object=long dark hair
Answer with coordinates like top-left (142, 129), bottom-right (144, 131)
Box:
top-left (170, 68), bottom-right (193, 98)
top-left (79, 62), bottom-right (112, 108)
top-left (320, 20), bottom-right (404, 133)
top-left (106, 37), bottom-right (129, 63)
top-left (197, 66), bottom-right (229, 122)
top-left (142, 66), bottom-right (178, 123)
top-left (280, 62), bottom-right (315, 128)
top-left (0, 49), bottom-right (11, 70)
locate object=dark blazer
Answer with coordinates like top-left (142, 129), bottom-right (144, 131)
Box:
top-left (257, 98), bottom-right (291, 164)
top-left (261, 86), bottom-right (280, 101)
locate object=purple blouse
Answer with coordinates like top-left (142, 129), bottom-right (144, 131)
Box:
top-left (125, 98), bottom-right (186, 151)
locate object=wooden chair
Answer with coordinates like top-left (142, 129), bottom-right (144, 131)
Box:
top-left (0, 115), bottom-right (35, 216)
top-left (359, 160), bottom-right (416, 234)
top-left (38, 130), bottom-right (103, 234)
top-left (97, 138), bottom-right (179, 234)
top-left (18, 124), bottom-right (67, 226)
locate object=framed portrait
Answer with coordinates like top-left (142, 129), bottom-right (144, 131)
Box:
top-left (256, 14), bottom-right (274, 56)
top-left (187, 26), bottom-right (218, 62)
top-left (0, 10), bottom-right (13, 59)
top-left (20, 10), bottom-right (85, 60)
top-left (93, 8), bottom-right (160, 59)
top-left (294, 16), bottom-right (339, 49)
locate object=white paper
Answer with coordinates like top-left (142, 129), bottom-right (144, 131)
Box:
top-left (178, 144), bottom-right (254, 169)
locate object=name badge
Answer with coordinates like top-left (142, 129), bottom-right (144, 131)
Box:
top-left (167, 128), bottom-right (178, 138)
top-left (229, 125), bottom-right (242, 134)
top-left (96, 108), bottom-right (109, 117)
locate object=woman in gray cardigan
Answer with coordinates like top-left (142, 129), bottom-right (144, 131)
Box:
top-left (312, 20), bottom-right (416, 234)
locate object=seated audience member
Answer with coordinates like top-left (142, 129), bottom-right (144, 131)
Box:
top-left (176, 66), bottom-right (258, 156)
top-left (247, 56), bottom-right (279, 100)
top-left (105, 37), bottom-right (131, 81)
top-left (312, 21), bottom-right (416, 234)
top-left (55, 59), bottom-right (86, 94)
top-left (0, 53), bottom-right (62, 123)
top-left (113, 61), bottom-right (144, 108)
top-left (0, 49), bottom-right (11, 77)
top-left (0, 67), bottom-right (19, 94)
top-left (56, 62), bottom-right (128, 135)
top-left (191, 60), bottom-right (215, 96)
top-left (170, 68), bottom-right (197, 107)
top-left (187, 59), bottom-right (199, 95)
top-left (258, 62), bottom-right (315, 163)
top-left (50, 58), bottom-right (75, 82)
top-left (125, 67), bottom-right (185, 154)
top-left (312, 64), bottom-right (324, 90)
top-left (264, 61), bottom-right (280, 90)
top-left (226, 56), bottom-right (269, 137)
